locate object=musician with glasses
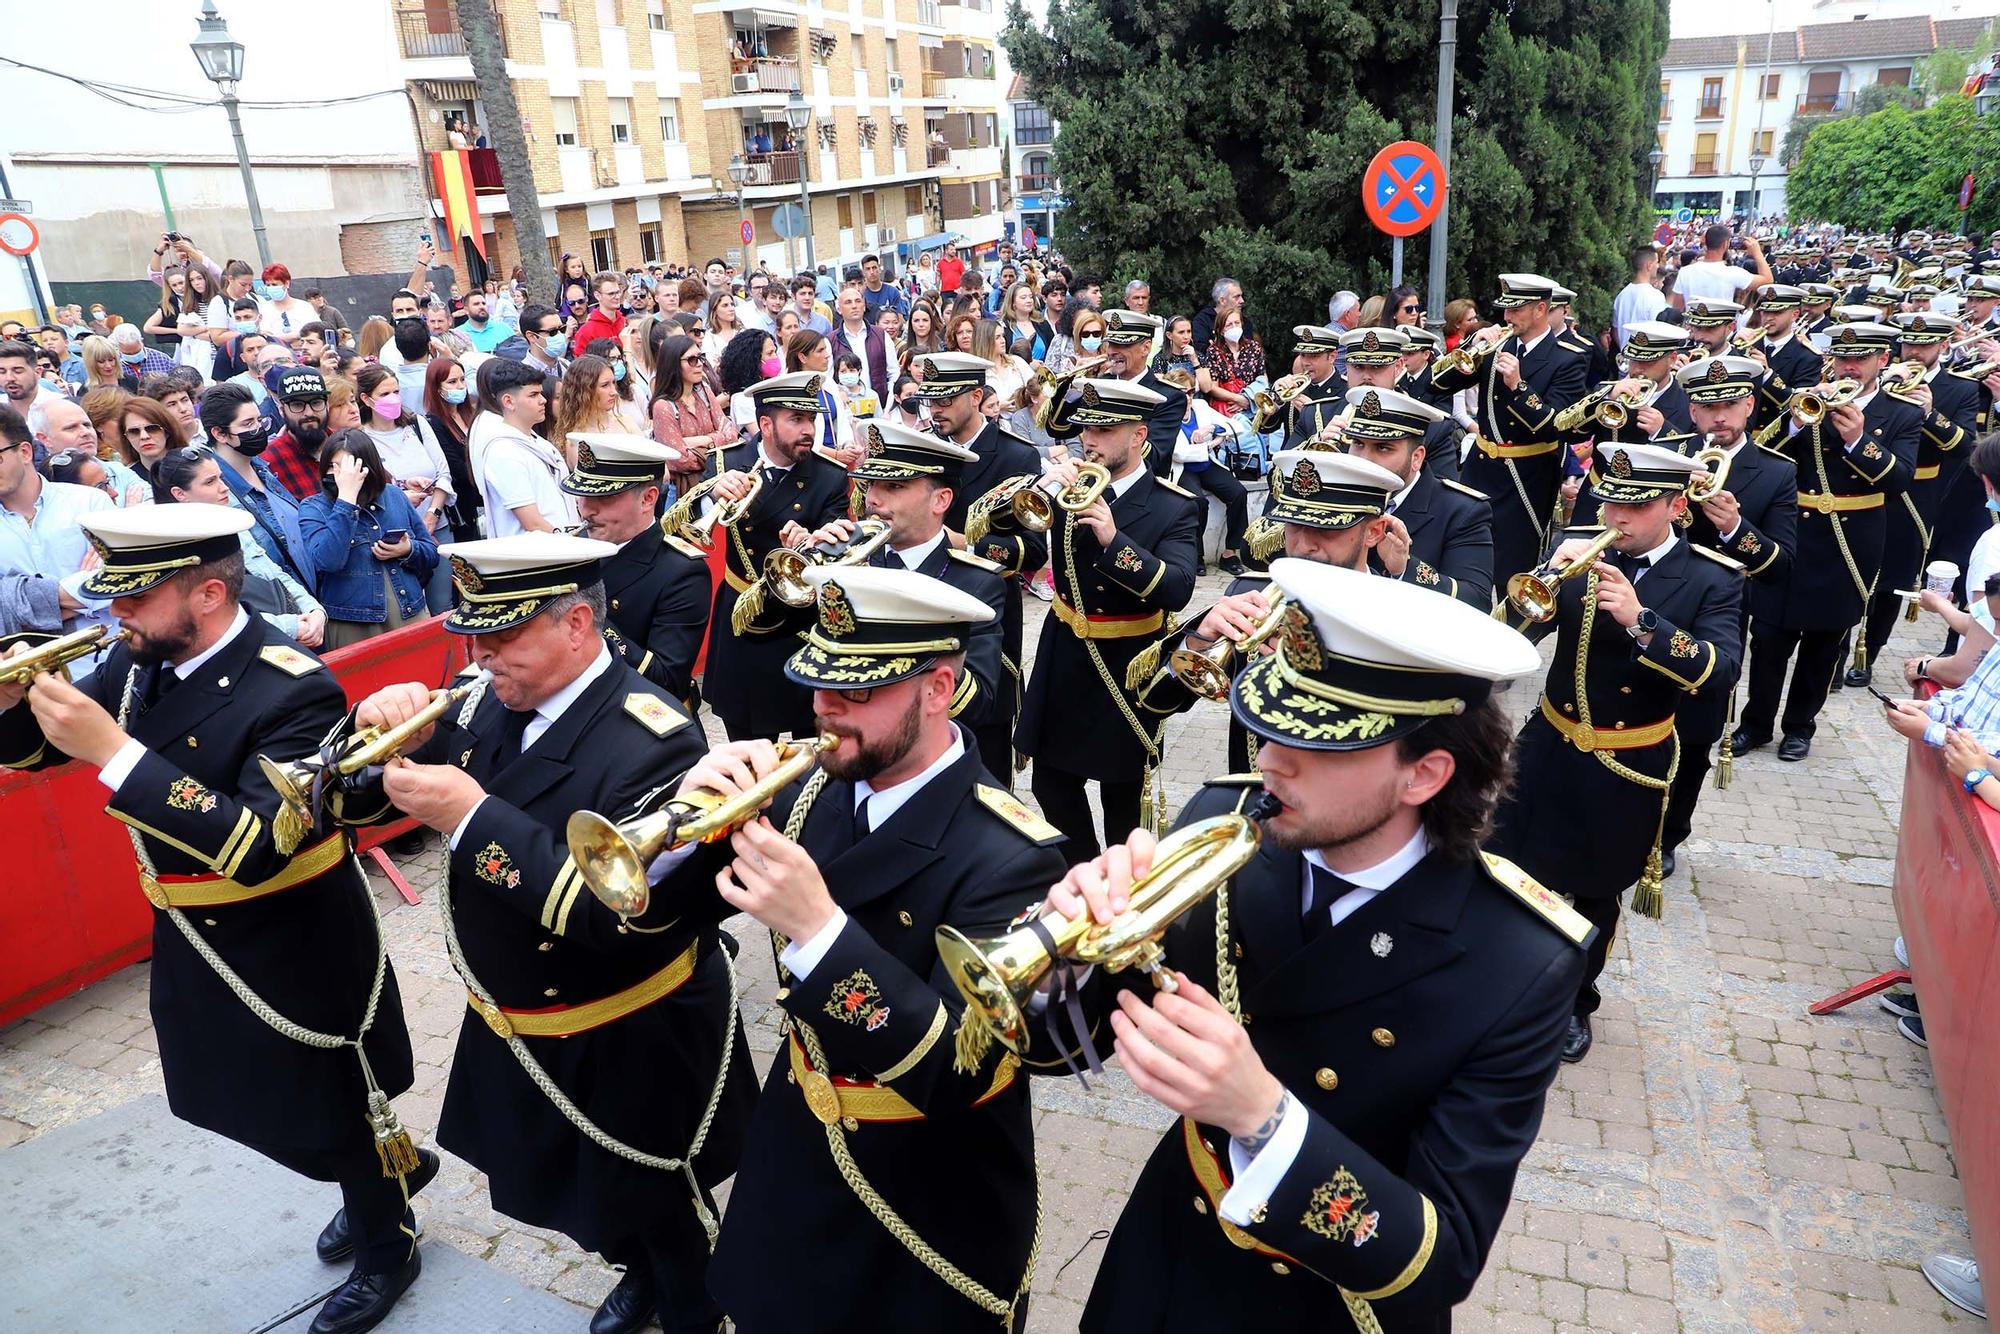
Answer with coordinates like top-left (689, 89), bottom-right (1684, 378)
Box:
top-left (1492, 443), bottom-right (1744, 1064)
top-left (1039, 560), bottom-right (1586, 1334)
top-left (1732, 322), bottom-right (1918, 762)
top-left (0, 505), bottom-right (424, 1334)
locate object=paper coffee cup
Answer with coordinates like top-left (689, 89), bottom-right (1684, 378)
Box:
top-left (1926, 560), bottom-right (1961, 595)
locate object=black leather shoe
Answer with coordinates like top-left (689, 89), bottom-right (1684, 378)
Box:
top-left (1778, 734), bottom-right (1811, 762)
top-left (590, 1267), bottom-right (658, 1334)
top-left (1730, 729), bottom-right (1771, 755)
top-left (1844, 665), bottom-right (1871, 688)
top-left (309, 1252), bottom-right (420, 1334)
top-left (1561, 1015), bottom-right (1592, 1064)
top-left (1660, 848), bottom-right (1677, 879)
top-left (1220, 555), bottom-right (1248, 577)
top-left (316, 1149), bottom-right (440, 1264)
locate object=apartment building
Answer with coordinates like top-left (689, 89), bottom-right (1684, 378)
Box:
top-left (1653, 12), bottom-right (1997, 218)
top-left (1006, 73), bottom-right (1060, 249)
top-left (395, 0), bottom-right (718, 280)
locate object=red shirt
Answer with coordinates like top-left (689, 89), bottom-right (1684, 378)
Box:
top-left (263, 427), bottom-right (322, 501)
top-left (571, 305), bottom-right (626, 359)
top-left (938, 254), bottom-right (964, 294)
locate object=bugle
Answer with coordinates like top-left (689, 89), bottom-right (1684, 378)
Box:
top-left (1168, 594), bottom-right (1291, 701)
top-left (257, 671), bottom-right (491, 852)
top-left (0, 624), bottom-right (130, 687)
top-left (566, 734), bottom-right (841, 916)
top-left (1879, 360), bottom-right (1928, 396)
top-left (1034, 356), bottom-right (1108, 434)
top-left (1788, 377), bottom-right (1864, 426)
top-left (1250, 373), bottom-right (1310, 434)
top-left (1436, 325), bottom-right (1508, 376)
top-left (1501, 527), bottom-right (1621, 624)
top-left (1686, 445), bottom-right (1731, 503)
top-left (936, 801), bottom-right (1275, 1056)
top-left (764, 518), bottom-right (893, 607)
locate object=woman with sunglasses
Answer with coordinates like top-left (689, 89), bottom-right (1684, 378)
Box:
top-left (153, 445), bottom-right (326, 647)
top-left (650, 332), bottom-right (739, 495)
top-left (1385, 285), bottom-right (1425, 329)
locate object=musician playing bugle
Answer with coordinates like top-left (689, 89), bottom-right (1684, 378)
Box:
top-left (682, 566), bottom-right (1069, 1332)
top-left (342, 534), bottom-right (755, 1334)
top-left (1036, 560), bottom-right (1587, 1334)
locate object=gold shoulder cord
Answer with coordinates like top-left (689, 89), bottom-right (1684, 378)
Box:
top-left (1061, 511), bottom-right (1169, 831)
top-left (1800, 419), bottom-right (1878, 669)
top-left (113, 672), bottom-right (416, 1179)
top-left (779, 772), bottom-right (1041, 1328)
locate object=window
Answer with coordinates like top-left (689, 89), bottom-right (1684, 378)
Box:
top-left (1014, 102), bottom-right (1052, 145)
top-left (853, 30), bottom-right (868, 82)
top-left (1693, 131), bottom-right (1718, 173)
top-left (552, 97), bottom-right (581, 146)
top-left (658, 98), bottom-right (681, 142)
top-left (596, 0), bottom-right (619, 27)
top-left (647, 0), bottom-right (668, 30)
top-left (1878, 66), bottom-right (1911, 87)
top-left (1761, 72), bottom-right (1780, 99)
top-left (537, 0), bottom-right (564, 19)
top-left (640, 227), bottom-right (660, 263)
top-left (863, 191), bottom-right (877, 224)
top-left (1698, 77), bottom-right (1723, 117)
top-left (1753, 128), bottom-right (1774, 155)
top-left (885, 38), bottom-right (899, 77)
top-left (905, 185), bottom-right (922, 216)
top-left (1658, 80), bottom-right (1670, 120)
top-left (609, 96), bottom-right (633, 144)
top-left (837, 195), bottom-right (854, 229)
top-left (590, 230), bottom-right (617, 271)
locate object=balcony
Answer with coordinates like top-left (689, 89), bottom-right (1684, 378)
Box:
top-left (1018, 171), bottom-right (1055, 194)
top-left (395, 10), bottom-right (504, 58)
top-left (1690, 157), bottom-right (1718, 176)
top-left (926, 142), bottom-right (951, 166)
top-left (465, 147), bottom-right (505, 196)
top-left (1694, 98), bottom-right (1724, 120)
top-left (742, 149), bottom-right (802, 185)
top-left (727, 55), bottom-right (800, 94)
top-left (1797, 91), bottom-right (1851, 115)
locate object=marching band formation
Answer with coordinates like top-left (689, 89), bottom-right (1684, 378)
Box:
top-left (2, 231), bottom-right (1993, 1334)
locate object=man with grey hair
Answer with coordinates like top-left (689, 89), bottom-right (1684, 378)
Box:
top-left (1191, 276), bottom-right (1245, 357)
top-left (110, 323), bottom-right (175, 386)
top-left (1124, 278), bottom-right (1153, 315)
top-left (1328, 290), bottom-right (1362, 381)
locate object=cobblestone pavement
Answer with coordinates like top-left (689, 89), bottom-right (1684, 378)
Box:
top-left (0, 568), bottom-right (1981, 1333)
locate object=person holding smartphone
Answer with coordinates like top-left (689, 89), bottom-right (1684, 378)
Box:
top-left (296, 428), bottom-right (438, 648)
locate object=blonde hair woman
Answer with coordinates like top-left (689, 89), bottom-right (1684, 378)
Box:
top-left (356, 316), bottom-right (394, 361)
top-left (551, 353), bottom-right (639, 468)
top-left (79, 335), bottom-right (121, 391)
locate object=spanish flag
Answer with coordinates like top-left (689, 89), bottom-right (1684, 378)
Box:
top-left (430, 150), bottom-right (486, 260)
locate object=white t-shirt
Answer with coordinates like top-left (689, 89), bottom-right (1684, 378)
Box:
top-left (1611, 282), bottom-right (1668, 346)
top-left (1969, 522), bottom-right (2000, 633)
top-left (1674, 260), bottom-right (1756, 305)
top-left (470, 415), bottom-right (576, 536)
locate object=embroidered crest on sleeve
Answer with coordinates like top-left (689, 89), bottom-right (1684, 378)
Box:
top-left (167, 775), bottom-right (218, 813)
top-left (825, 968), bottom-right (891, 1030)
top-left (1113, 546), bottom-right (1145, 573)
top-left (1669, 630), bottom-right (1698, 658)
top-left (1737, 531), bottom-right (1763, 555)
top-left (1303, 1167), bottom-right (1380, 1247)
top-left (1414, 561), bottom-right (1441, 586)
top-left (474, 841), bottom-right (522, 889)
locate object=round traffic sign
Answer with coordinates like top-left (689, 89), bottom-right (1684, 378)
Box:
top-left (1653, 222), bottom-right (1674, 246)
top-left (740, 218), bottom-right (756, 246)
top-left (0, 213), bottom-right (38, 257)
top-left (1676, 207), bottom-right (1694, 224)
top-left (1361, 141), bottom-right (1446, 239)
top-left (771, 203), bottom-right (809, 241)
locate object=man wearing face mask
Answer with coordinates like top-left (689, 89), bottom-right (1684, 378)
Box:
top-left (110, 324), bottom-right (174, 388)
top-left (196, 384), bottom-right (318, 588)
top-left (267, 367), bottom-right (335, 501)
top-left (260, 264), bottom-right (317, 345)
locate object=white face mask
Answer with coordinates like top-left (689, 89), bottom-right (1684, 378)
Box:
top-left (839, 371), bottom-right (863, 388)
top-left (1223, 326), bottom-right (1243, 344)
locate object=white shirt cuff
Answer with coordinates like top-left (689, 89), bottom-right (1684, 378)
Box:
top-left (1219, 1090), bottom-right (1311, 1227)
top-left (779, 908), bottom-right (850, 980)
top-left (96, 737), bottom-right (149, 793)
top-left (1717, 523), bottom-right (1741, 544)
top-left (646, 839), bottom-right (701, 884)
top-left (447, 795), bottom-right (489, 851)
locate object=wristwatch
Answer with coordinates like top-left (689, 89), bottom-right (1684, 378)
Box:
top-left (1967, 768), bottom-right (1993, 794)
top-left (1626, 608), bottom-right (1658, 641)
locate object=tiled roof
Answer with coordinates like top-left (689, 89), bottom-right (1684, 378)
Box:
top-left (1663, 32), bottom-right (1798, 69)
top-left (1798, 16), bottom-right (1935, 61)
top-left (1938, 16), bottom-right (1999, 50)
top-left (1664, 14), bottom-right (1998, 70)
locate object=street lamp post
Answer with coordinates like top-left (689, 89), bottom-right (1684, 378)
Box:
top-left (1648, 145), bottom-right (1664, 215)
top-left (189, 0), bottom-right (271, 268)
top-left (727, 153), bottom-right (752, 270)
top-left (1747, 153), bottom-right (1767, 222)
top-left (786, 92), bottom-right (816, 271)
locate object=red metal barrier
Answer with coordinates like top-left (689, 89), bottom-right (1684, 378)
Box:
top-left (1890, 731), bottom-right (2000, 1285)
top-left (0, 615), bottom-right (465, 1026)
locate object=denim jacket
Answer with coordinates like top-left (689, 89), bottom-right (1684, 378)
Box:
top-left (218, 454), bottom-right (317, 590)
top-left (296, 485), bottom-right (438, 623)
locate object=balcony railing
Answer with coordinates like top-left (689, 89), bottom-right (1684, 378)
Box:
top-left (742, 149), bottom-right (801, 185)
top-left (464, 147), bottom-right (504, 195)
top-left (1797, 91), bottom-right (1851, 114)
top-left (396, 10), bottom-right (503, 58)
top-left (926, 142), bottom-right (951, 166)
top-left (1690, 157), bottom-right (1718, 176)
top-left (922, 70), bottom-right (951, 97)
top-left (1018, 172), bottom-right (1055, 194)
top-left (1694, 98), bottom-right (1724, 120)
top-left (728, 54), bottom-right (799, 93)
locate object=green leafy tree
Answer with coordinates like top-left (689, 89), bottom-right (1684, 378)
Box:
top-left (1789, 95), bottom-right (2000, 235)
top-left (1003, 0), bottom-right (1670, 344)
top-left (1917, 31), bottom-right (1992, 104)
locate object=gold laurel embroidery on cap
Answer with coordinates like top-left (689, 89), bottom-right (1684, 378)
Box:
top-left (1362, 390), bottom-right (1382, 416)
top-left (1278, 604), bottom-right (1323, 672)
top-left (817, 579), bottom-right (857, 637)
top-left (473, 841), bottom-right (521, 889)
top-left (576, 440), bottom-right (599, 471)
top-left (825, 968), bottom-right (891, 1030)
top-left (1290, 461), bottom-right (1323, 496)
top-left (1302, 1167), bottom-right (1380, 1246)
top-left (167, 775), bottom-right (218, 814)
top-left (451, 556), bottom-right (484, 594)
top-left (1608, 449), bottom-right (1634, 479)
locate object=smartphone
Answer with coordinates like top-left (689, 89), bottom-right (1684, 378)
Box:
top-left (419, 233), bottom-right (431, 245)
top-left (1865, 683), bottom-right (1897, 708)
top-left (380, 529), bottom-right (409, 545)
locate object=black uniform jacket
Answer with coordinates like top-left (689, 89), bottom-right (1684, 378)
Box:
top-left (600, 519), bottom-right (712, 704)
top-left (1771, 390), bottom-right (1919, 630)
top-left (1680, 441), bottom-right (1799, 626)
top-left (1760, 329), bottom-right (1824, 402)
top-left (1135, 570), bottom-right (1275, 774)
top-left (1379, 470), bottom-right (1495, 608)
top-left (876, 538), bottom-right (1012, 784)
top-left (1898, 373), bottom-right (1977, 527)
top-left (1016, 468), bottom-right (1200, 780)
top-left (1080, 779), bottom-right (1589, 1334)
top-left (342, 656), bottom-right (755, 1251)
top-left (1283, 372), bottom-right (1349, 449)
top-left (945, 420), bottom-right (1051, 759)
top-left (705, 447), bottom-right (853, 738)
top-left (0, 618), bottom-right (413, 1173)
top-left (708, 741), bottom-right (1069, 1331)
top-left (1490, 536), bottom-right (1743, 900)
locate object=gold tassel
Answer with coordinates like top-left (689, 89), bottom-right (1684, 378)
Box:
top-left (1851, 625), bottom-right (1868, 675)
top-left (272, 802), bottom-right (308, 858)
top-left (1247, 518), bottom-right (1284, 562)
top-left (965, 504), bottom-right (993, 547)
top-left (730, 579), bottom-right (768, 635)
top-left (1632, 847), bottom-right (1665, 920)
top-left (1124, 633), bottom-right (1167, 692)
top-left (951, 1008), bottom-right (994, 1075)
top-left (658, 488), bottom-right (702, 543)
top-left (1904, 596), bottom-right (1921, 623)
top-left (367, 1090), bottom-right (421, 1178)
top-left (1715, 729), bottom-right (1734, 790)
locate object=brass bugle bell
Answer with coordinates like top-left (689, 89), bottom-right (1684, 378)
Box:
top-left (1251, 373), bottom-right (1310, 434)
top-left (566, 733), bottom-right (841, 916)
top-left (258, 670), bottom-right (491, 849)
top-left (1686, 444), bottom-right (1731, 504)
top-left (936, 808), bottom-right (1271, 1056)
top-left (764, 518), bottom-right (893, 607)
top-left (0, 624), bottom-right (130, 687)
top-left (1169, 594), bottom-right (1291, 701)
top-left (1789, 377), bottom-right (1863, 426)
top-left (1501, 527), bottom-right (1621, 624)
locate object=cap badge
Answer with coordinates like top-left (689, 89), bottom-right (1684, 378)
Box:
top-left (1278, 604), bottom-right (1324, 673)
top-left (1608, 449), bottom-right (1634, 479)
top-left (1361, 390), bottom-right (1382, 416)
top-left (450, 554), bottom-right (483, 594)
top-left (575, 440), bottom-right (598, 470)
top-left (1361, 330), bottom-right (1379, 352)
top-left (1289, 461), bottom-right (1322, 496)
top-left (866, 425), bottom-right (885, 458)
top-left (817, 578), bottom-right (857, 637)
top-left (1707, 359), bottom-right (1727, 383)
top-left (802, 373), bottom-right (823, 396)
top-left (1080, 383), bottom-right (1101, 408)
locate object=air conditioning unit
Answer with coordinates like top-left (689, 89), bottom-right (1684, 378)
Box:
top-left (593, 151), bottom-right (619, 187)
top-left (888, 73), bottom-right (904, 95)
top-left (731, 72), bottom-right (758, 94)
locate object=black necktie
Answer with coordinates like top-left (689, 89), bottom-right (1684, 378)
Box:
top-left (496, 706), bottom-right (533, 760)
top-left (867, 545), bottom-right (895, 569)
top-left (854, 793), bottom-right (873, 841)
top-left (1302, 864), bottom-right (1353, 944)
top-left (1616, 551), bottom-right (1652, 579)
